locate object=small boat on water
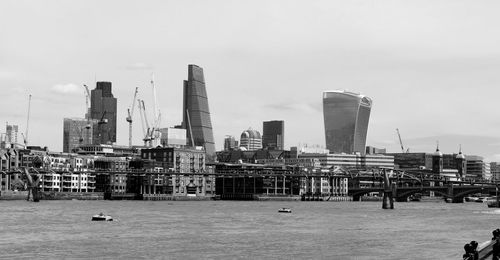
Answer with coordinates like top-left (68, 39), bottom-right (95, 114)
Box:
top-left (92, 213), bottom-right (113, 221)
top-left (278, 208), bottom-right (292, 213)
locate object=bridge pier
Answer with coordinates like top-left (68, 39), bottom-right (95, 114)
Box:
top-left (382, 170), bottom-right (394, 209)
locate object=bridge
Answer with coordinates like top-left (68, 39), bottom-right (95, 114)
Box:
top-left (1, 166), bottom-right (497, 202)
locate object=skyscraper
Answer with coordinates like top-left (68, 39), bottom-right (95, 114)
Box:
top-left (63, 118), bottom-right (95, 153)
top-left (323, 90), bottom-right (372, 155)
top-left (262, 120), bottom-right (285, 150)
top-left (181, 64), bottom-right (216, 160)
top-left (90, 81), bottom-right (117, 145)
top-left (223, 135), bottom-right (239, 151)
top-left (240, 128), bottom-right (262, 151)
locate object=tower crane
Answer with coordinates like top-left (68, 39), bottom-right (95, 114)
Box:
top-left (82, 84), bottom-right (92, 145)
top-left (138, 99), bottom-right (153, 146)
top-left (22, 94), bottom-right (32, 148)
top-left (126, 87), bottom-right (138, 147)
top-left (150, 74), bottom-right (162, 147)
top-left (396, 128), bottom-right (409, 153)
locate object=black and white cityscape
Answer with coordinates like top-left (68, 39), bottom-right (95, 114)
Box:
top-left (1, 1), bottom-right (500, 259)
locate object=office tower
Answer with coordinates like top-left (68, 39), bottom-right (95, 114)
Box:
top-left (63, 118), bottom-right (95, 153)
top-left (181, 64), bottom-right (216, 159)
top-left (3, 124), bottom-right (19, 148)
top-left (224, 135), bottom-right (239, 151)
top-left (323, 90), bottom-right (372, 155)
top-left (90, 81), bottom-right (117, 145)
top-left (239, 128), bottom-right (262, 151)
top-left (262, 120), bottom-right (284, 150)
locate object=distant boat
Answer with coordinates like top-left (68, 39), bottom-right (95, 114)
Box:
top-left (92, 213), bottom-right (113, 221)
top-left (278, 208), bottom-right (292, 213)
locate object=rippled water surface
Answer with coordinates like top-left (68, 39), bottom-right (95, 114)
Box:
top-left (1, 200), bottom-right (498, 259)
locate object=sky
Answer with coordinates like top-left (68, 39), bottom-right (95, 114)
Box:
top-left (1, 0), bottom-right (500, 161)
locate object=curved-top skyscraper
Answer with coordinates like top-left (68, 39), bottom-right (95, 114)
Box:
top-left (323, 90), bottom-right (372, 155)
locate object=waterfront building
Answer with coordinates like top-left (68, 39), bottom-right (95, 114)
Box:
top-left (465, 155), bottom-right (489, 181)
top-left (223, 135), bottom-right (239, 151)
top-left (216, 149), bottom-right (290, 164)
top-left (90, 81), bottom-right (117, 145)
top-left (75, 144), bottom-right (138, 157)
top-left (129, 147), bottom-right (210, 197)
top-left (60, 172), bottom-right (93, 192)
top-left (240, 128), bottom-right (262, 151)
top-left (491, 162), bottom-right (500, 183)
top-left (159, 128), bottom-right (187, 148)
top-left (140, 147), bottom-right (206, 173)
top-left (262, 120), bottom-right (284, 150)
top-left (298, 153), bottom-right (395, 169)
top-left (181, 64), bottom-right (216, 160)
top-left (94, 157), bottom-right (129, 171)
top-left (63, 118), bottom-right (96, 153)
top-left (323, 90), bottom-right (372, 155)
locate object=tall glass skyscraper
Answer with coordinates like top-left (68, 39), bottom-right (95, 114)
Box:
top-left (262, 120), bottom-right (284, 150)
top-left (323, 90), bottom-right (372, 155)
top-left (182, 64), bottom-right (216, 160)
top-left (90, 81), bottom-right (117, 145)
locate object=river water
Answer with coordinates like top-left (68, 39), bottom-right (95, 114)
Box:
top-left (0, 200), bottom-right (498, 259)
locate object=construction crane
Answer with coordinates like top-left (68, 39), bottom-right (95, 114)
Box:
top-left (138, 99), bottom-right (152, 146)
top-left (22, 94), bottom-right (32, 148)
top-left (150, 74), bottom-right (162, 147)
top-left (82, 84), bottom-right (92, 145)
top-left (396, 128), bottom-right (410, 153)
top-left (126, 87), bottom-right (139, 147)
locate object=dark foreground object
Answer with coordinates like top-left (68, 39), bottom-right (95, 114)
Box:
top-left (464, 229), bottom-right (500, 259)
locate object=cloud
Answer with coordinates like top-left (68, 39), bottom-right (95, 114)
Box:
top-left (0, 70), bottom-right (18, 80)
top-left (51, 83), bottom-right (81, 95)
top-left (125, 62), bottom-right (153, 70)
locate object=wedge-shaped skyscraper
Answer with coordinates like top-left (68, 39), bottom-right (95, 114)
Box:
top-left (323, 90), bottom-right (372, 155)
top-left (182, 64), bottom-right (216, 160)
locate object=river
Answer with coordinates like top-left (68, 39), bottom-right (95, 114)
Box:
top-left (0, 200), bottom-right (497, 259)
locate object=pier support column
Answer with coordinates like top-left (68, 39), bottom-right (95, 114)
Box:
top-left (382, 169), bottom-right (394, 209)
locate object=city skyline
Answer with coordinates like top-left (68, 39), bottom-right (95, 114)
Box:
top-left (2, 1), bottom-right (500, 161)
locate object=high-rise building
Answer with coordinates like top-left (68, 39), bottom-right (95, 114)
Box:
top-left (323, 90), bottom-right (372, 155)
top-left (181, 64), bottom-right (216, 159)
top-left (223, 135), bottom-right (239, 151)
top-left (1, 124), bottom-right (19, 148)
top-left (90, 82), bottom-right (117, 145)
top-left (239, 128), bottom-right (262, 151)
top-left (262, 120), bottom-right (284, 150)
top-left (63, 118), bottom-right (95, 153)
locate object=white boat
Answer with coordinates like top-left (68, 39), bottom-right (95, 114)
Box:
top-left (278, 208), bottom-right (292, 213)
top-left (91, 213), bottom-right (113, 221)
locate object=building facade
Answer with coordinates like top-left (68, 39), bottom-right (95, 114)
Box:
top-left (298, 153), bottom-right (395, 169)
top-left (90, 81), bottom-right (117, 145)
top-left (262, 120), bottom-right (285, 150)
top-left (181, 64), bottom-right (216, 160)
top-left (63, 118), bottom-right (95, 153)
top-left (239, 128), bottom-right (262, 151)
top-left (323, 90), bottom-right (372, 155)
top-left (223, 135), bottom-right (239, 151)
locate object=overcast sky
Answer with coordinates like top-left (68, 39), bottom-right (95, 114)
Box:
top-left (1, 0), bottom-right (500, 161)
